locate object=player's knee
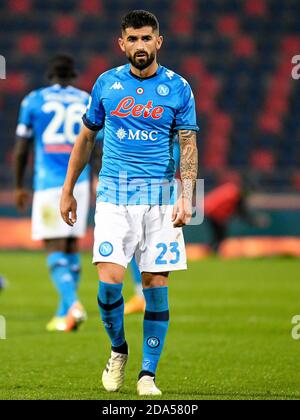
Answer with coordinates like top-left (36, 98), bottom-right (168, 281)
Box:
top-left (142, 272), bottom-right (169, 288)
top-left (97, 262), bottom-right (125, 284)
top-left (44, 238), bottom-right (66, 253)
top-left (66, 237), bottom-right (78, 254)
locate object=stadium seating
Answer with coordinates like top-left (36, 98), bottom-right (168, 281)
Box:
top-left (0, 0), bottom-right (299, 192)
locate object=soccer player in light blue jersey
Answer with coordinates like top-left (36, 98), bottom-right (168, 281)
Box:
top-left (15, 55), bottom-right (89, 332)
top-left (61, 10), bottom-right (198, 396)
top-left (126, 136), bottom-right (180, 315)
top-left (95, 129), bottom-right (145, 315)
top-left (96, 129), bottom-right (179, 315)
top-left (125, 135), bottom-right (180, 316)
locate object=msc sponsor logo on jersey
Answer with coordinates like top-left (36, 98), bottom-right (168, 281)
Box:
top-left (147, 337), bottom-right (160, 348)
top-left (156, 84), bottom-right (170, 96)
top-left (99, 241), bottom-right (114, 257)
top-left (110, 81), bottom-right (124, 90)
top-left (116, 127), bottom-right (158, 141)
top-left (110, 96), bottom-right (164, 119)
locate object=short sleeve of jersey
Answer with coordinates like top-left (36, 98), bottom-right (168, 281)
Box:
top-left (82, 78), bottom-right (105, 131)
top-left (174, 81), bottom-right (199, 132)
top-left (16, 91), bottom-right (37, 139)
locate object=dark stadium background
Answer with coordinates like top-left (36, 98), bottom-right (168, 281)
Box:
top-left (1, 0), bottom-right (300, 402)
top-left (0, 0), bottom-right (300, 257)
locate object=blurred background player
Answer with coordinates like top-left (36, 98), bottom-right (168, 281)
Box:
top-left (205, 175), bottom-right (270, 252)
top-left (125, 258), bottom-right (145, 314)
top-left (0, 275), bottom-right (6, 292)
top-left (14, 54), bottom-right (89, 332)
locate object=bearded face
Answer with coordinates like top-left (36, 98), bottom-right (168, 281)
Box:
top-left (119, 26), bottom-right (163, 72)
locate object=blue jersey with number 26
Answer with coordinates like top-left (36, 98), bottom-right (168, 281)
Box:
top-left (16, 84), bottom-right (90, 191)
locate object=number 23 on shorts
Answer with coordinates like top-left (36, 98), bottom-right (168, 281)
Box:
top-left (155, 242), bottom-right (180, 265)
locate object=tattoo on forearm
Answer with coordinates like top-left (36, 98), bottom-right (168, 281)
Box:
top-left (178, 130), bottom-right (198, 201)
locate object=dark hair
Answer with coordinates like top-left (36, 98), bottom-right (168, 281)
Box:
top-left (121, 10), bottom-right (159, 33)
top-left (47, 54), bottom-right (77, 80)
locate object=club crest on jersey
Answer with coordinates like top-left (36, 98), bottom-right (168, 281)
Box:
top-left (157, 84), bottom-right (170, 96)
top-left (136, 87), bottom-right (144, 95)
top-left (110, 96), bottom-right (164, 119)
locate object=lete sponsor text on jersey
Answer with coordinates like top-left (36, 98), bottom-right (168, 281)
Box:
top-left (110, 96), bottom-right (164, 119)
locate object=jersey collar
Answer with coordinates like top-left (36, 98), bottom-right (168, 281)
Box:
top-left (128, 64), bottom-right (162, 81)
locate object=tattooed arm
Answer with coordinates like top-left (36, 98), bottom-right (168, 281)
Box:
top-left (172, 129), bottom-right (198, 227)
top-left (179, 129), bottom-right (198, 201)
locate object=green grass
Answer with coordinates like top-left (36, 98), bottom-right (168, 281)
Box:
top-left (1, 252), bottom-right (300, 400)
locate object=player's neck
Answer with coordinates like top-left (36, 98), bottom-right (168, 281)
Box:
top-left (51, 78), bottom-right (72, 87)
top-left (130, 61), bottom-right (159, 79)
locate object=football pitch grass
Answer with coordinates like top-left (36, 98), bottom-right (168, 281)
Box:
top-left (0, 251), bottom-right (300, 400)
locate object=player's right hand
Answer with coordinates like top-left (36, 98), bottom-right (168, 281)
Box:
top-left (60, 191), bottom-right (77, 227)
top-left (15, 188), bottom-right (30, 212)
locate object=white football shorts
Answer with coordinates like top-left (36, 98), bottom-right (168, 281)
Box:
top-left (93, 202), bottom-right (187, 273)
top-left (32, 181), bottom-right (90, 240)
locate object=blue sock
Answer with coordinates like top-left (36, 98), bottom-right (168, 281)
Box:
top-left (66, 253), bottom-right (81, 290)
top-left (141, 287), bottom-right (170, 377)
top-left (47, 252), bottom-right (78, 317)
top-left (97, 281), bottom-right (127, 352)
top-left (129, 258), bottom-right (143, 296)
top-left (56, 297), bottom-right (68, 318)
top-left (55, 253), bottom-right (81, 316)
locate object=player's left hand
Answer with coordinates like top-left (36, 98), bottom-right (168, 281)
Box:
top-left (15, 188), bottom-right (30, 212)
top-left (172, 197), bottom-right (193, 228)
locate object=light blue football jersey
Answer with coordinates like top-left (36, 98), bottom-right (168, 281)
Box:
top-left (83, 64), bottom-right (199, 205)
top-left (16, 84), bottom-right (90, 191)
top-left (97, 128), bottom-right (181, 172)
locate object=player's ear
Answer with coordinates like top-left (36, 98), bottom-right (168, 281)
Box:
top-left (156, 35), bottom-right (163, 51)
top-left (118, 37), bottom-right (125, 53)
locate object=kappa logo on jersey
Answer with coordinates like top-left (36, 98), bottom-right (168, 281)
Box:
top-left (116, 127), bottom-right (158, 141)
top-left (180, 77), bottom-right (188, 87)
top-left (110, 81), bottom-right (124, 90)
top-left (116, 65), bottom-right (125, 72)
top-left (165, 69), bottom-right (175, 80)
top-left (110, 96), bottom-right (164, 119)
